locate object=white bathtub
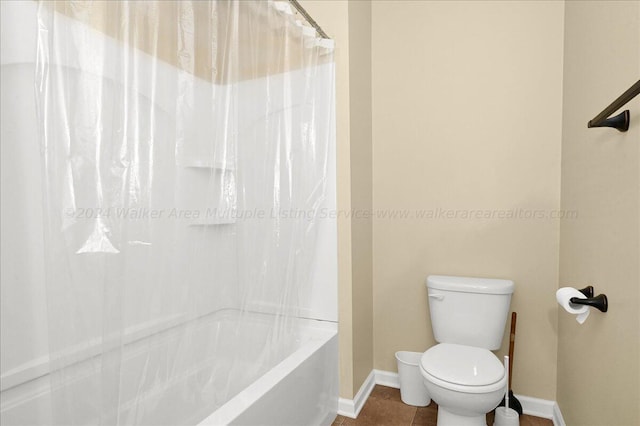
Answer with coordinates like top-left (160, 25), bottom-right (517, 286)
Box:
top-left (0, 310), bottom-right (338, 425)
top-left (202, 313), bottom-right (338, 426)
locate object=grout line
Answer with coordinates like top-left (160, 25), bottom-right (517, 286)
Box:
top-left (409, 406), bottom-right (418, 426)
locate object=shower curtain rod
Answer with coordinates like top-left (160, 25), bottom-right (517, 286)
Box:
top-left (288, 0), bottom-right (330, 40)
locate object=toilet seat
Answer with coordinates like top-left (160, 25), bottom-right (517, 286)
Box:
top-left (420, 343), bottom-right (506, 394)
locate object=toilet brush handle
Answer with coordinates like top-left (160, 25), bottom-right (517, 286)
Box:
top-left (508, 312), bottom-right (516, 389)
top-left (504, 355), bottom-right (510, 410)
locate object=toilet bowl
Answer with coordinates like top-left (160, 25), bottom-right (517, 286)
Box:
top-left (421, 275), bottom-right (514, 426)
top-left (419, 343), bottom-right (507, 426)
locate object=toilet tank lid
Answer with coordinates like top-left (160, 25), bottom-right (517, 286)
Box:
top-left (426, 275), bottom-right (514, 295)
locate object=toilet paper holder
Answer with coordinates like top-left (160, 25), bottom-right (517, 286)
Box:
top-left (570, 286), bottom-right (608, 312)
top-left (578, 285), bottom-right (594, 298)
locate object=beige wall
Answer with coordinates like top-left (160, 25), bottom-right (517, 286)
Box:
top-left (298, 0), bottom-right (355, 399)
top-left (303, 1), bottom-right (639, 411)
top-left (49, 1), bottom-right (331, 84)
top-left (300, 0), bottom-right (374, 400)
top-left (347, 0), bottom-right (374, 396)
top-left (558, 2), bottom-right (640, 425)
top-left (371, 0), bottom-right (565, 400)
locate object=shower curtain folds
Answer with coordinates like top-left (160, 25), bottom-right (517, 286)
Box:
top-left (33, 1), bottom-right (335, 424)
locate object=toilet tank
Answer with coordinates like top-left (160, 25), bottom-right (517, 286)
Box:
top-left (426, 275), bottom-right (514, 350)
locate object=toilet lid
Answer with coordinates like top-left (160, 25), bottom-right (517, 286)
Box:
top-left (420, 343), bottom-right (504, 386)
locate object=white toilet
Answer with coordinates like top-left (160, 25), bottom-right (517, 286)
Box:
top-left (419, 275), bottom-right (514, 426)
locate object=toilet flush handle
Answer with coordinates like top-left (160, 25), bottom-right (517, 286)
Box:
top-left (428, 294), bottom-right (445, 301)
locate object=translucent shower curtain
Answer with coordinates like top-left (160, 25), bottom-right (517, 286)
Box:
top-left (35, 1), bottom-right (334, 424)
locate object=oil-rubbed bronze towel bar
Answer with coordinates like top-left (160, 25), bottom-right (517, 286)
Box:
top-left (588, 79), bottom-right (640, 132)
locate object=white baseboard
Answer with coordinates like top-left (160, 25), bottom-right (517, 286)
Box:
top-left (372, 369), bottom-right (399, 388)
top-left (337, 370), bottom-right (375, 418)
top-left (552, 401), bottom-right (566, 426)
top-left (514, 394), bottom-right (556, 421)
top-left (340, 369), bottom-right (565, 426)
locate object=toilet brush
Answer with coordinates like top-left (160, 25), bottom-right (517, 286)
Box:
top-left (497, 312), bottom-right (523, 415)
top-left (494, 356), bottom-right (519, 426)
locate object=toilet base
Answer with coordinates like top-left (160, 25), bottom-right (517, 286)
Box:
top-left (437, 407), bottom-right (487, 426)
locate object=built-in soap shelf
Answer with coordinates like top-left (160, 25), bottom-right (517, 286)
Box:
top-left (188, 217), bottom-right (236, 227)
top-left (177, 158), bottom-right (236, 171)
top-left (176, 156), bottom-right (237, 227)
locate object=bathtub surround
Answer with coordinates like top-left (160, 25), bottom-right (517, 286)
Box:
top-left (1, 1), bottom-right (337, 424)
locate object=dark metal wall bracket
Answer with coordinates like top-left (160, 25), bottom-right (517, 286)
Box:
top-left (589, 110), bottom-right (630, 132)
top-left (578, 285), bottom-right (594, 298)
top-left (588, 80), bottom-right (640, 132)
top-left (570, 285), bottom-right (608, 313)
top-left (570, 294), bottom-right (608, 312)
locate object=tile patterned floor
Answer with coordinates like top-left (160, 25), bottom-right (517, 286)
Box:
top-left (332, 385), bottom-right (554, 426)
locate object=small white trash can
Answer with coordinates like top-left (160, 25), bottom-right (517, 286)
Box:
top-left (395, 351), bottom-right (430, 407)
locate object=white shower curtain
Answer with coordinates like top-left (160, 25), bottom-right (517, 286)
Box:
top-left (34, 1), bottom-right (334, 424)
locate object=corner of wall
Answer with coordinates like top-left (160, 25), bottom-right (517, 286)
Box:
top-left (347, 0), bottom-right (374, 398)
top-left (297, 0), bottom-right (358, 400)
